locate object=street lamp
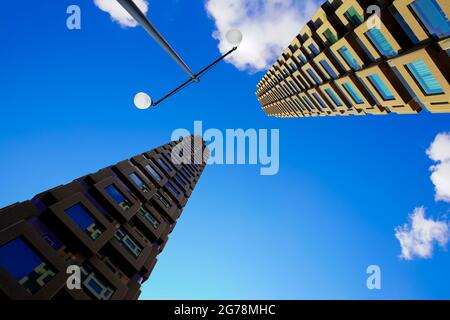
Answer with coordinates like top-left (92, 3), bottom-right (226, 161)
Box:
top-left (116, 0), bottom-right (241, 109)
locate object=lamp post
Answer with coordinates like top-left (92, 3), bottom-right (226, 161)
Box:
top-left (116, 0), bottom-right (241, 109)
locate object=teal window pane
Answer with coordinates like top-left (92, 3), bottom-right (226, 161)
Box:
top-left (289, 62), bottom-right (297, 71)
top-left (367, 74), bottom-right (395, 100)
top-left (344, 6), bottom-right (364, 27)
top-left (114, 228), bottom-right (143, 258)
top-left (283, 84), bottom-right (293, 95)
top-left (365, 28), bottom-right (397, 58)
top-left (312, 93), bottom-right (328, 110)
top-left (307, 68), bottom-right (321, 84)
top-left (323, 29), bottom-right (338, 44)
top-left (298, 54), bottom-right (307, 64)
top-left (289, 80), bottom-right (300, 92)
top-left (294, 98), bottom-right (306, 110)
top-left (338, 46), bottom-right (361, 70)
top-left (342, 82), bottom-right (364, 104)
top-left (325, 88), bottom-right (343, 106)
top-left (138, 206), bottom-right (160, 230)
top-left (319, 59), bottom-right (338, 78)
top-left (302, 96), bottom-right (316, 110)
top-left (411, 0), bottom-right (450, 39)
top-left (406, 59), bottom-right (444, 95)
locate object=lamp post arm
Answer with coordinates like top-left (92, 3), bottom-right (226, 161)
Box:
top-left (195, 46), bottom-right (237, 78)
top-left (152, 46), bottom-right (238, 107)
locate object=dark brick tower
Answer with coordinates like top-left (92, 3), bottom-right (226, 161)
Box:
top-left (0, 136), bottom-right (209, 300)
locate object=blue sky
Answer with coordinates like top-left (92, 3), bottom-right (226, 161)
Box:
top-left (1, 0), bottom-right (450, 299)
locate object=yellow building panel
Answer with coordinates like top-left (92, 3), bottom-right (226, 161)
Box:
top-left (255, 0), bottom-right (450, 118)
top-left (356, 63), bottom-right (421, 114)
top-left (387, 45), bottom-right (450, 113)
top-left (353, 19), bottom-right (401, 61)
top-left (392, 0), bottom-right (450, 42)
top-left (330, 36), bottom-right (365, 72)
top-left (334, 75), bottom-right (387, 115)
top-left (334, 0), bottom-right (365, 30)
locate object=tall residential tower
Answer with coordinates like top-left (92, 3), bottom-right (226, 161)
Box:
top-left (256, 0), bottom-right (450, 118)
top-left (0, 136), bottom-right (209, 300)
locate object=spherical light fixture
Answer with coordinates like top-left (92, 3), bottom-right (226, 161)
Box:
top-left (134, 92), bottom-right (153, 110)
top-left (225, 29), bottom-right (243, 47)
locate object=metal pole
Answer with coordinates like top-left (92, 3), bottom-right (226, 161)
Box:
top-left (152, 46), bottom-right (237, 106)
top-left (116, 0), bottom-right (197, 80)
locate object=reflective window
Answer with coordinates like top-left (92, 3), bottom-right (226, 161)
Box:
top-left (138, 206), bottom-right (160, 230)
top-left (105, 185), bottom-right (132, 210)
top-left (406, 59), bottom-right (444, 95)
top-left (289, 62), bottom-right (297, 71)
top-left (308, 43), bottom-right (320, 56)
top-left (146, 164), bottom-right (162, 181)
top-left (180, 167), bottom-right (192, 179)
top-left (297, 53), bottom-right (307, 64)
top-left (342, 82), bottom-right (364, 104)
top-left (302, 96), bottom-right (317, 110)
top-left (129, 173), bottom-right (150, 193)
top-left (312, 93), bottom-right (328, 110)
top-left (155, 191), bottom-right (172, 209)
top-left (392, 10), bottom-right (419, 44)
top-left (174, 174), bottom-right (187, 187)
top-left (338, 46), bottom-right (362, 70)
top-left (66, 203), bottom-right (103, 240)
top-left (80, 263), bottom-right (115, 300)
top-left (323, 28), bottom-right (338, 44)
top-left (307, 68), bottom-right (321, 84)
top-left (0, 238), bottom-right (56, 294)
top-left (367, 74), bottom-right (395, 100)
top-left (283, 84), bottom-right (293, 95)
top-left (325, 88), bottom-right (343, 106)
top-left (158, 158), bottom-right (172, 172)
top-left (114, 228), bottom-right (143, 258)
top-left (289, 80), bottom-right (300, 92)
top-left (410, 0), bottom-right (450, 38)
top-left (365, 28), bottom-right (397, 58)
top-left (344, 6), bottom-right (364, 27)
top-left (319, 59), bottom-right (338, 78)
top-left (294, 98), bottom-right (306, 111)
top-left (166, 182), bottom-right (180, 197)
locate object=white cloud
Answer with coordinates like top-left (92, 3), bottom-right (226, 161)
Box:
top-left (205, 0), bottom-right (320, 72)
top-left (395, 207), bottom-right (449, 260)
top-left (427, 132), bottom-right (450, 202)
top-left (94, 0), bottom-right (149, 27)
